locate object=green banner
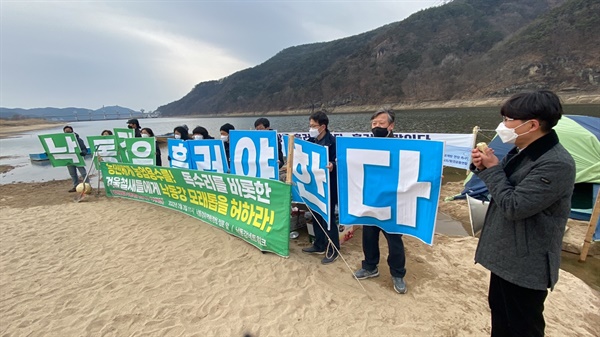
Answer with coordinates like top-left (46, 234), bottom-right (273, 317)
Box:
top-left (100, 162), bottom-right (292, 257)
top-left (38, 133), bottom-right (86, 167)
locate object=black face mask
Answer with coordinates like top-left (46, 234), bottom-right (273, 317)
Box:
top-left (372, 127), bottom-right (390, 138)
top-left (128, 125), bottom-right (134, 129)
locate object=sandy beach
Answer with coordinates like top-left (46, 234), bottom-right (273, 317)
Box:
top-left (1, 117), bottom-right (599, 336)
top-left (0, 179), bottom-right (598, 336)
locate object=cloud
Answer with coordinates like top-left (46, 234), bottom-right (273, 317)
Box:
top-left (0, 1), bottom-right (438, 111)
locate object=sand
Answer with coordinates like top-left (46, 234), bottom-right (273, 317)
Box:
top-left (0, 179), bottom-right (598, 337)
top-left (1, 113), bottom-right (599, 336)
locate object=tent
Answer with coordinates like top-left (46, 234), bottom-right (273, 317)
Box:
top-left (456, 115), bottom-right (600, 238)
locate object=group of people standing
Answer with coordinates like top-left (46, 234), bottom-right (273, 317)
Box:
top-left (302, 90), bottom-right (574, 337)
top-left (61, 89), bottom-right (572, 336)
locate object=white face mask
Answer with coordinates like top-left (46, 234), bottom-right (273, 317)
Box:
top-left (495, 120), bottom-right (532, 144)
top-left (309, 127), bottom-right (320, 138)
top-left (221, 135), bottom-right (229, 142)
top-left (193, 135), bottom-right (203, 140)
top-left (141, 133), bottom-right (150, 138)
top-left (174, 134), bottom-right (181, 140)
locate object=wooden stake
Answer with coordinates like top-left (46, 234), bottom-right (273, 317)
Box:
top-left (285, 134), bottom-right (295, 185)
top-left (579, 189), bottom-right (600, 262)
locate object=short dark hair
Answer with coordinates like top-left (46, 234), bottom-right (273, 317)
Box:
top-left (101, 129), bottom-right (113, 136)
top-left (370, 108), bottom-right (395, 123)
top-left (309, 111), bottom-right (329, 127)
top-left (63, 125), bottom-right (73, 132)
top-left (501, 90), bottom-right (562, 132)
top-left (254, 117), bottom-right (270, 128)
top-left (220, 123), bottom-right (235, 133)
top-left (127, 119), bottom-right (140, 127)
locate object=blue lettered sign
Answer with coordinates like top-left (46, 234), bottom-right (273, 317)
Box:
top-left (188, 139), bottom-right (229, 173)
top-left (229, 130), bottom-right (279, 180)
top-left (288, 138), bottom-right (330, 226)
top-left (337, 137), bottom-right (444, 245)
top-left (168, 139), bottom-right (191, 169)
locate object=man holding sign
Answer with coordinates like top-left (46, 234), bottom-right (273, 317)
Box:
top-left (353, 108), bottom-right (408, 294)
top-left (300, 111), bottom-right (340, 264)
top-left (63, 125), bottom-right (89, 192)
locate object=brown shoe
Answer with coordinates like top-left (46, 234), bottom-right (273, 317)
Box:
top-left (68, 187), bottom-right (76, 192)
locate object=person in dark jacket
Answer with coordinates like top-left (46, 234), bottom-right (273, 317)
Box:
top-left (254, 117), bottom-right (285, 168)
top-left (353, 108), bottom-right (408, 295)
top-left (219, 123), bottom-right (235, 168)
top-left (470, 90), bottom-right (575, 337)
top-left (127, 119), bottom-right (142, 137)
top-left (191, 126), bottom-right (215, 140)
top-left (63, 125), bottom-right (89, 192)
top-left (141, 127), bottom-right (162, 166)
top-left (301, 111), bottom-right (340, 264)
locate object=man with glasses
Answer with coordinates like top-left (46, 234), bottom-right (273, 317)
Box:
top-left (471, 90), bottom-right (575, 336)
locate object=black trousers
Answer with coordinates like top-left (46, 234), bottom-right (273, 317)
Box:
top-left (489, 273), bottom-right (548, 337)
top-left (312, 210), bottom-right (340, 255)
top-left (361, 225), bottom-right (406, 278)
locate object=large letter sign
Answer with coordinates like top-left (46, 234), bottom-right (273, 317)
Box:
top-left (87, 135), bottom-right (120, 168)
top-left (168, 139), bottom-right (191, 169)
top-left (125, 138), bottom-right (155, 166)
top-left (113, 128), bottom-right (134, 162)
top-left (188, 139), bottom-right (228, 173)
top-left (337, 137), bottom-right (444, 245)
top-left (38, 133), bottom-right (85, 167)
top-left (229, 130), bottom-right (279, 180)
top-left (288, 138), bottom-right (330, 226)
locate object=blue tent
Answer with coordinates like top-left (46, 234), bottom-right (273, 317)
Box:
top-left (457, 115), bottom-right (600, 238)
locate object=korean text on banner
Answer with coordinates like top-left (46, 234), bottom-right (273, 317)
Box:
top-left (282, 132), bottom-right (473, 170)
top-left (38, 133), bottom-right (86, 167)
top-left (87, 135), bottom-right (120, 168)
top-left (284, 138), bottom-right (330, 225)
top-left (229, 130), bottom-right (279, 180)
top-left (336, 137), bottom-right (444, 245)
top-left (100, 162), bottom-right (292, 256)
top-left (187, 139), bottom-right (229, 173)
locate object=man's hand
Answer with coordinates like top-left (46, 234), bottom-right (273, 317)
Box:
top-left (471, 147), bottom-right (499, 170)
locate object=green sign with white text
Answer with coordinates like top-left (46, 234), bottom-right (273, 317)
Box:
top-left (100, 162), bottom-right (292, 257)
top-left (38, 133), bottom-right (86, 167)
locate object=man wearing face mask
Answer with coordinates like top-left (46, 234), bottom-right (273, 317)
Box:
top-left (126, 119), bottom-right (142, 137)
top-left (301, 111), bottom-right (340, 264)
top-left (470, 90), bottom-right (575, 337)
top-left (353, 108), bottom-right (408, 294)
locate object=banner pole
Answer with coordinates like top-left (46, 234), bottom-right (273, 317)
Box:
top-left (579, 189), bottom-right (600, 262)
top-left (285, 134), bottom-right (295, 185)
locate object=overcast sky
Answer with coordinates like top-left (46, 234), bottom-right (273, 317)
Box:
top-left (1, 1), bottom-right (441, 111)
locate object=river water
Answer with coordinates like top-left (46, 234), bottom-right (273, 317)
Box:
top-left (2, 104), bottom-right (598, 184)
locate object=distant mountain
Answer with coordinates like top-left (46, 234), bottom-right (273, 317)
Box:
top-left (0, 105), bottom-right (149, 122)
top-left (158, 0), bottom-right (599, 116)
